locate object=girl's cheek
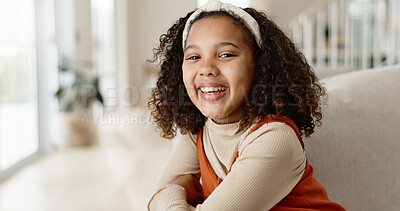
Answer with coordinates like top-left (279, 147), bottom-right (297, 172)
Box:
top-left (182, 74), bottom-right (194, 95)
top-left (183, 69), bottom-right (196, 85)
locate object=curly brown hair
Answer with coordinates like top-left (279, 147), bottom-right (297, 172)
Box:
top-left (148, 8), bottom-right (326, 139)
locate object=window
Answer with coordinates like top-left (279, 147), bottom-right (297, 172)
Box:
top-left (0, 0), bottom-right (40, 180)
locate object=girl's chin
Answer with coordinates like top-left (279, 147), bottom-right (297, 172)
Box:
top-left (202, 111), bottom-right (225, 121)
top-left (200, 106), bottom-right (244, 124)
top-left (203, 112), bottom-right (239, 124)
top-left (203, 113), bottom-right (223, 120)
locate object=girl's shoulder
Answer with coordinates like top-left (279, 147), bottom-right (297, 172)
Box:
top-left (238, 121), bottom-right (303, 155)
top-left (173, 131), bottom-right (197, 148)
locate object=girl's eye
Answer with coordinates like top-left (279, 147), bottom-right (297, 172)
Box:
top-left (186, 56), bottom-right (200, 60)
top-left (219, 53), bottom-right (236, 58)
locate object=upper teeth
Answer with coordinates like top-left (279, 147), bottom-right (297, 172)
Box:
top-left (200, 87), bottom-right (227, 93)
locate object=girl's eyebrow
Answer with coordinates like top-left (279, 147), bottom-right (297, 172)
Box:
top-left (185, 42), bottom-right (240, 52)
top-left (184, 45), bottom-right (200, 52)
top-left (216, 42), bottom-right (241, 50)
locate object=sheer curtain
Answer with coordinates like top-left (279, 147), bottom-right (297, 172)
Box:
top-left (0, 0), bottom-right (39, 179)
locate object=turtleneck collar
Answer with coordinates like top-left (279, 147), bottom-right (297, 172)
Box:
top-left (205, 118), bottom-right (241, 137)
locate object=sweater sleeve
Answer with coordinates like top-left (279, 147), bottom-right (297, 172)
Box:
top-left (149, 123), bottom-right (306, 211)
top-left (148, 133), bottom-right (200, 210)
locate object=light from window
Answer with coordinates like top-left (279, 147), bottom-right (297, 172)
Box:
top-left (0, 0), bottom-right (39, 171)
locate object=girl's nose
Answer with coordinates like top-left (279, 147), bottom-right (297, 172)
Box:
top-left (198, 59), bottom-right (220, 76)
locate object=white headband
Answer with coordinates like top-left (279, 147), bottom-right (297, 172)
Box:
top-left (182, 0), bottom-right (262, 50)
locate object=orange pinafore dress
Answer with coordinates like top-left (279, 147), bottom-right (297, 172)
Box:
top-left (196, 116), bottom-right (345, 210)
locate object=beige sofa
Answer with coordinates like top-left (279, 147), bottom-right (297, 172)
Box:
top-left (305, 64), bottom-right (400, 211)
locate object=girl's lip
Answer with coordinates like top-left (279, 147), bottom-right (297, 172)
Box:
top-left (197, 82), bottom-right (228, 89)
top-left (197, 82), bottom-right (228, 101)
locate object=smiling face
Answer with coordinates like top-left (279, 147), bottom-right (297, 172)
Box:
top-left (182, 15), bottom-right (255, 124)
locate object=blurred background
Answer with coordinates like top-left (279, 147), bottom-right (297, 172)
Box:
top-left (0, 0), bottom-right (399, 210)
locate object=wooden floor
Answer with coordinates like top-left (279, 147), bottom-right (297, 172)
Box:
top-left (0, 109), bottom-right (174, 211)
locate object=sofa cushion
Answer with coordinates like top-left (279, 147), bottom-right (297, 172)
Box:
top-left (305, 64), bottom-right (400, 211)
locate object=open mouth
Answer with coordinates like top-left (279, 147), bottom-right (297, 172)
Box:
top-left (200, 86), bottom-right (227, 94)
top-left (198, 85), bottom-right (228, 101)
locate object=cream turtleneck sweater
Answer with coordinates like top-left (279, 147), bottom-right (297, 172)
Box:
top-left (148, 118), bottom-right (307, 210)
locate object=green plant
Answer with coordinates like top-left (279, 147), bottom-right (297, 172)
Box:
top-left (55, 56), bottom-right (103, 112)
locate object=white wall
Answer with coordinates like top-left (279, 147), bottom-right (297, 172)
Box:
top-left (54, 0), bottom-right (75, 60)
top-left (55, 0), bottom-right (93, 77)
top-left (251, 0), bottom-right (318, 34)
top-left (123, 0), bottom-right (197, 106)
top-left (74, 0), bottom-right (93, 75)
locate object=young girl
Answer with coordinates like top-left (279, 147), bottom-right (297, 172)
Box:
top-left (147, 0), bottom-right (345, 210)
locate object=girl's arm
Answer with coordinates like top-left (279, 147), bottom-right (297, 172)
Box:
top-left (170, 174), bottom-right (203, 205)
top-left (148, 133), bottom-right (201, 210)
top-left (149, 123), bottom-right (306, 210)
